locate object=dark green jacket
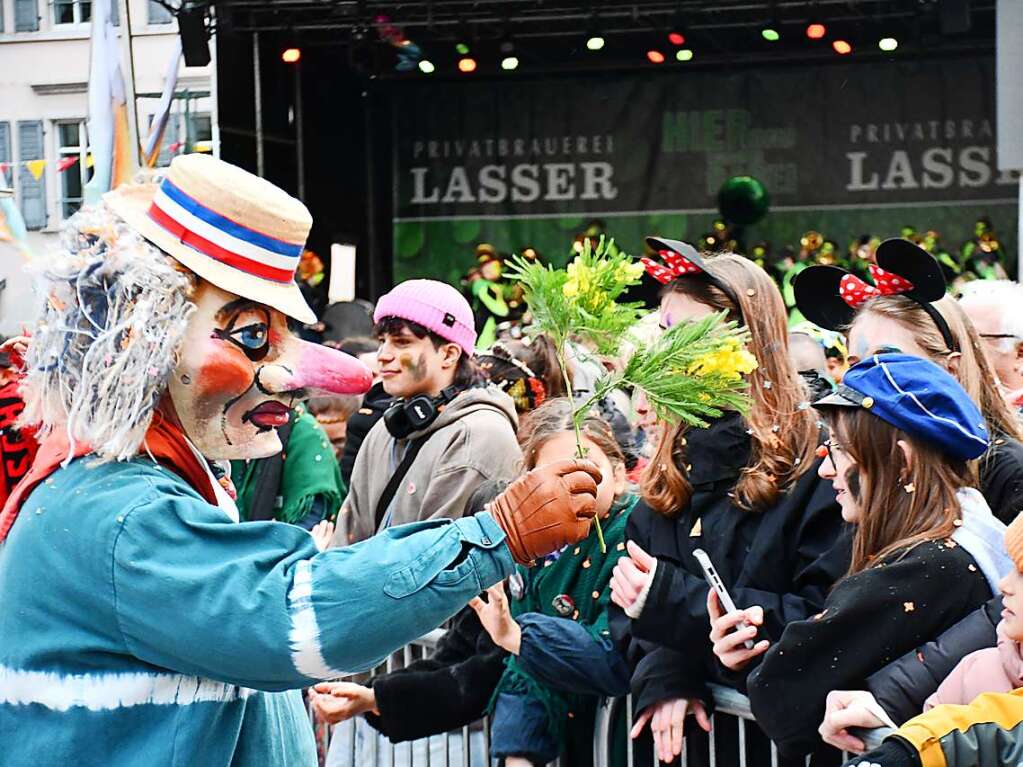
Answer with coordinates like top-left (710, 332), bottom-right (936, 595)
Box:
top-left (231, 405), bottom-right (346, 527)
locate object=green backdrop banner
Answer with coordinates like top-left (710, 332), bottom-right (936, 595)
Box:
top-left (392, 57), bottom-right (1018, 284)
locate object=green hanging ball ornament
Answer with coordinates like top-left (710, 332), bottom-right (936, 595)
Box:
top-left (717, 176), bottom-right (770, 226)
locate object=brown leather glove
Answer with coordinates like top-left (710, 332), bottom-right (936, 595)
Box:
top-left (488, 458), bottom-right (602, 565)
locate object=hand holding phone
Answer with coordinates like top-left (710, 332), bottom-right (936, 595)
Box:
top-left (692, 548), bottom-right (755, 650)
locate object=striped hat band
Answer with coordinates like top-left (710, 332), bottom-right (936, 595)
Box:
top-left (147, 178), bottom-right (303, 284)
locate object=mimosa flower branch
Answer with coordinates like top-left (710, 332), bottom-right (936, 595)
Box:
top-left (507, 237), bottom-right (756, 552)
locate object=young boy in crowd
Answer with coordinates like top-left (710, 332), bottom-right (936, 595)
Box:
top-left (331, 279), bottom-right (521, 545)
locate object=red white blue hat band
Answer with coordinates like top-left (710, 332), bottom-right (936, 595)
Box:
top-left (104, 153), bottom-right (317, 324)
top-left (147, 179), bottom-right (302, 284)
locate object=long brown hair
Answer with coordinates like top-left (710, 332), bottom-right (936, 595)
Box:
top-left (518, 396), bottom-right (624, 471)
top-left (853, 295), bottom-right (1023, 480)
top-left (827, 407), bottom-right (970, 575)
top-left (640, 254), bottom-right (819, 515)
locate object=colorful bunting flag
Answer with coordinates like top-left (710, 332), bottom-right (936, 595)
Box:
top-left (25, 160), bottom-right (46, 181)
top-left (56, 156), bottom-right (80, 173)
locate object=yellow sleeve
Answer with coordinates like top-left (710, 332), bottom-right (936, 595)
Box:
top-left (897, 689), bottom-right (1023, 767)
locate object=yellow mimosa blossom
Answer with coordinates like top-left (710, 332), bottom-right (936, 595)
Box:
top-left (615, 260), bottom-right (646, 282)
top-left (688, 338), bottom-right (759, 381)
top-left (563, 257), bottom-right (591, 298)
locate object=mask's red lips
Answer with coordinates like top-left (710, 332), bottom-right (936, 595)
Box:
top-left (244, 401), bottom-right (292, 429)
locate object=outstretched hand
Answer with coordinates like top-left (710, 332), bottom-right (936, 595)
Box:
top-left (309, 682), bottom-right (378, 724)
top-left (631, 697), bottom-right (711, 763)
top-left (468, 582), bottom-right (522, 654)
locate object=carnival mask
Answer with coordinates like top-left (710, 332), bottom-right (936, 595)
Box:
top-left (169, 281), bottom-right (372, 460)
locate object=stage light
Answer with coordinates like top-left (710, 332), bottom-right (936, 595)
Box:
top-left (879, 37), bottom-right (898, 51)
top-left (668, 31), bottom-right (686, 46)
top-left (458, 56), bottom-right (477, 73)
top-left (501, 56), bottom-right (519, 70)
top-left (281, 47), bottom-right (301, 63)
top-left (676, 48), bottom-right (694, 62)
top-left (761, 27), bottom-right (780, 42)
top-left (455, 42), bottom-right (470, 55)
top-left (586, 35), bottom-right (605, 51)
top-left (806, 23), bottom-right (826, 39)
top-left (647, 50), bottom-right (665, 64)
top-left (832, 39), bottom-right (852, 54)
top-left (418, 60), bottom-right (435, 74)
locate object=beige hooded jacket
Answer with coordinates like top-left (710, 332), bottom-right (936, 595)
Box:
top-left (332, 385), bottom-right (520, 546)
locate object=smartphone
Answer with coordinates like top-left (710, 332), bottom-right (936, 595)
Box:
top-left (692, 548), bottom-right (755, 650)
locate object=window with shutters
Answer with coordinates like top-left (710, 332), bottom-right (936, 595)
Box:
top-left (148, 0), bottom-right (175, 24)
top-left (17, 121), bottom-right (46, 231)
top-left (14, 0), bottom-right (39, 31)
top-left (56, 121), bottom-right (93, 221)
top-left (53, 0), bottom-right (91, 25)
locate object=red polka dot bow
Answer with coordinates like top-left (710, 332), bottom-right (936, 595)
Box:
top-left (838, 264), bottom-right (916, 308)
top-left (642, 249), bottom-right (704, 284)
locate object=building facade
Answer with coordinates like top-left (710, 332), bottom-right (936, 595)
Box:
top-left (0, 0), bottom-right (215, 334)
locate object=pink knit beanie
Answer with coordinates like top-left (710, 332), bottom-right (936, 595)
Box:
top-left (374, 279), bottom-right (477, 354)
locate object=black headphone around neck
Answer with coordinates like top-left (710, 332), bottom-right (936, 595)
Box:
top-left (384, 386), bottom-right (461, 439)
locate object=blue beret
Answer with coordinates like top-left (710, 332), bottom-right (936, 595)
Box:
top-left (815, 353), bottom-right (989, 461)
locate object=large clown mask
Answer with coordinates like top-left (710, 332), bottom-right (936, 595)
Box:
top-left (168, 280), bottom-right (373, 461)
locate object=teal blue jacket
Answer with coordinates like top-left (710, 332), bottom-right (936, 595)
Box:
top-left (0, 455), bottom-right (514, 766)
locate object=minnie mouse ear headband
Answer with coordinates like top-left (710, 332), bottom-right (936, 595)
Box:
top-left (793, 238), bottom-right (957, 352)
top-left (642, 237), bottom-right (745, 326)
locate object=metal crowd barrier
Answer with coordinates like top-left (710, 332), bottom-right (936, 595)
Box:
top-left (591, 685), bottom-right (892, 767)
top-left (313, 633), bottom-right (892, 767)
top-left (315, 629), bottom-right (495, 767)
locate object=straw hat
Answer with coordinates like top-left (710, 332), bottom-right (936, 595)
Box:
top-left (104, 153), bottom-right (316, 324)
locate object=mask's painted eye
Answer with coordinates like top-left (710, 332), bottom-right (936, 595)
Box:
top-left (225, 322), bottom-right (270, 361)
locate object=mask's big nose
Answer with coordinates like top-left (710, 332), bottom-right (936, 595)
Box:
top-left (285, 340), bottom-right (373, 396)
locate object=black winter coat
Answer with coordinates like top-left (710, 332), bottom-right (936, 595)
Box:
top-left (747, 540), bottom-right (992, 757)
top-left (865, 595), bottom-right (1002, 725)
top-left (363, 605), bottom-right (507, 743)
top-left (339, 382), bottom-right (394, 489)
top-left (979, 434), bottom-right (1023, 524)
top-left (609, 412), bottom-right (851, 714)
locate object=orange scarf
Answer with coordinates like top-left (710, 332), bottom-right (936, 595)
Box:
top-left (0, 415), bottom-right (216, 543)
